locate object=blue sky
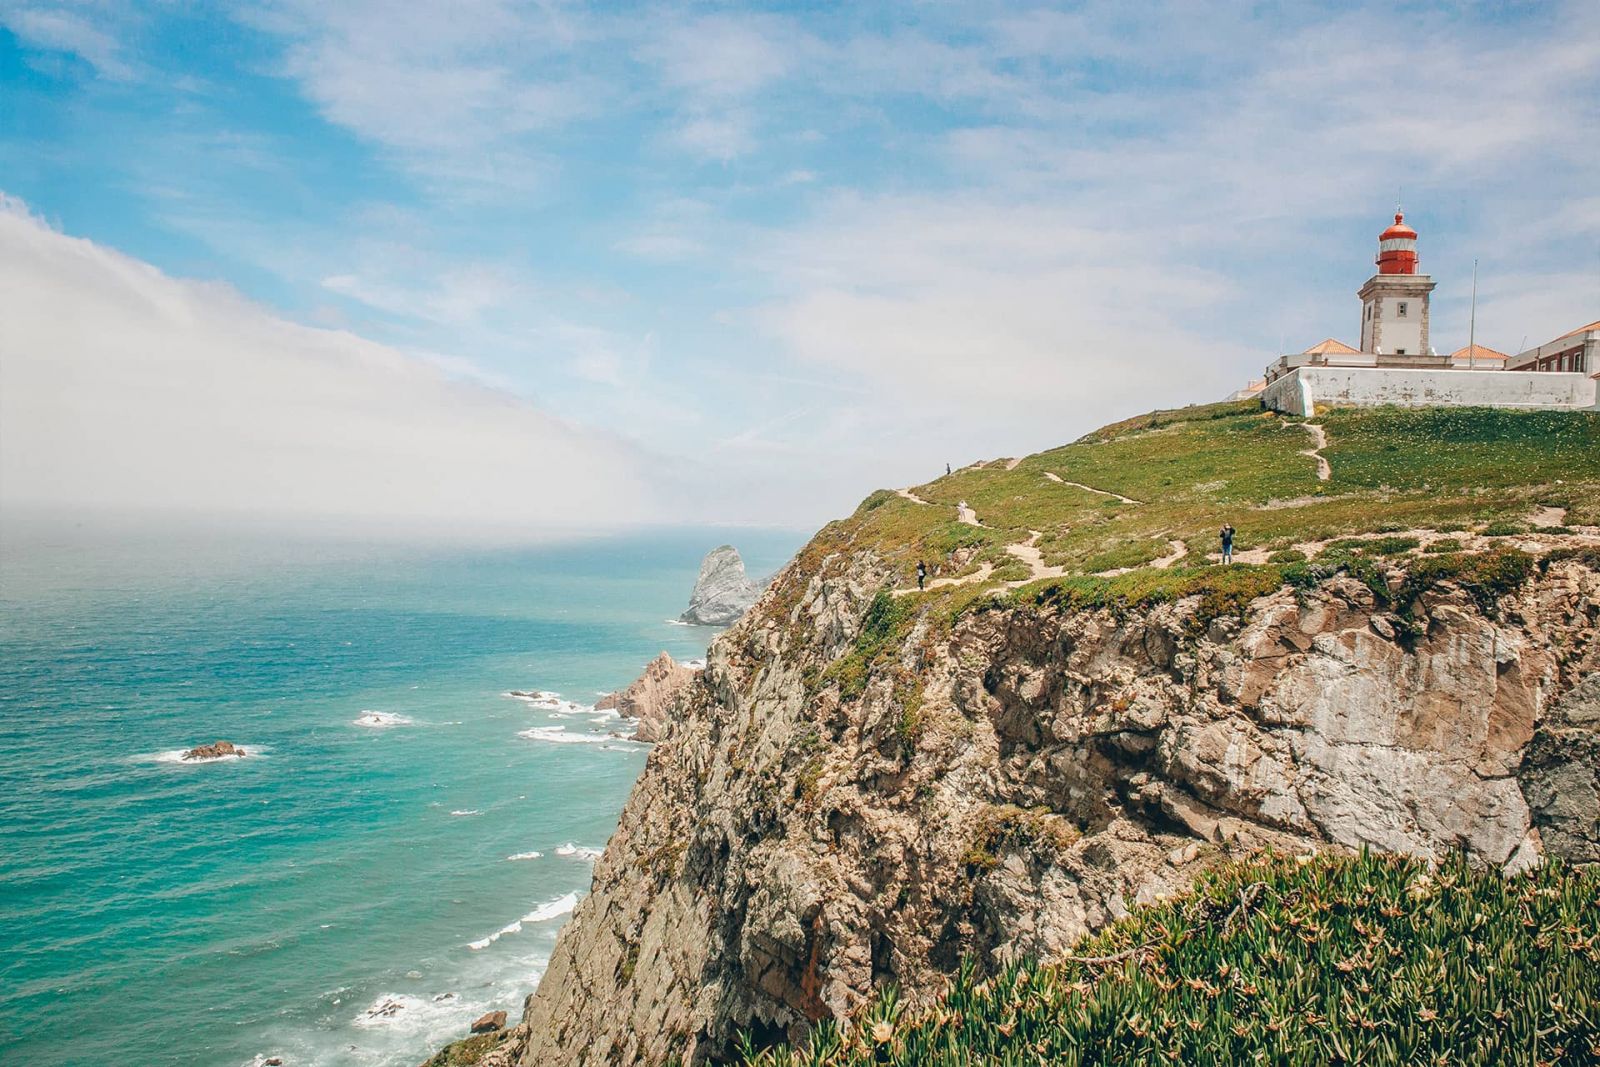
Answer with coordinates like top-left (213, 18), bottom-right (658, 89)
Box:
top-left (2, 1), bottom-right (1597, 530)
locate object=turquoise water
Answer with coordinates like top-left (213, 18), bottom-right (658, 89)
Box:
top-left (0, 522), bottom-right (804, 1067)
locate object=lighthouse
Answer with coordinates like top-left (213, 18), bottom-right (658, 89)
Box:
top-left (1357, 211), bottom-right (1436, 358)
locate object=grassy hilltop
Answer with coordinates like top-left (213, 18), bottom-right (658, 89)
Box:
top-left (777, 403), bottom-right (1600, 634)
top-left (825, 401), bottom-right (1600, 581)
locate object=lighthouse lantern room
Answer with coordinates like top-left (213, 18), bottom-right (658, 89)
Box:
top-left (1357, 211), bottom-right (1437, 359)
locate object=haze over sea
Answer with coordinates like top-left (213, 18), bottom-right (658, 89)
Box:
top-left (0, 520), bottom-right (803, 1067)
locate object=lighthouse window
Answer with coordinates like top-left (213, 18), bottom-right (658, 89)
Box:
top-left (1397, 302), bottom-right (1408, 317)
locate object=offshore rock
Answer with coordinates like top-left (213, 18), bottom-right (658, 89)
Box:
top-left (182, 740), bottom-right (245, 760)
top-left (679, 545), bottom-right (761, 626)
top-left (597, 653), bottom-right (699, 743)
top-left (515, 551), bottom-right (1600, 1066)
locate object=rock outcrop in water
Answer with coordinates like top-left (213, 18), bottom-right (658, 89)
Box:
top-left (508, 545), bottom-right (1600, 1065)
top-left (597, 653), bottom-right (699, 743)
top-left (182, 740), bottom-right (245, 760)
top-left (679, 545), bottom-right (761, 626)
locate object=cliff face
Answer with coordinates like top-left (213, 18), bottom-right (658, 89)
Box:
top-left (514, 546), bottom-right (1600, 1065)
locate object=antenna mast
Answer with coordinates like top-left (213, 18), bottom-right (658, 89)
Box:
top-left (1468, 259), bottom-right (1478, 369)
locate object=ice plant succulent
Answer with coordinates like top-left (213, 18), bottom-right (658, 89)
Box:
top-left (740, 851), bottom-right (1599, 1067)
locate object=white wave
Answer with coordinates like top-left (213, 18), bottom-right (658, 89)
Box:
top-left (517, 726), bottom-right (611, 745)
top-left (351, 993), bottom-right (431, 1030)
top-left (683, 658), bottom-right (707, 670)
top-left (505, 690), bottom-right (564, 708)
top-left (450, 809), bottom-right (481, 817)
top-left (468, 892), bottom-right (582, 950)
top-left (663, 618), bottom-right (694, 626)
top-left (506, 851), bottom-right (543, 861)
top-left (506, 689), bottom-right (596, 717)
top-left (353, 710), bottom-right (412, 728)
top-left (554, 843), bottom-right (603, 860)
top-left (149, 745), bottom-right (262, 765)
top-left (524, 891), bottom-right (581, 921)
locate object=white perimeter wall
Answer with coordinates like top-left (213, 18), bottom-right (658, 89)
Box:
top-left (1260, 367), bottom-right (1598, 417)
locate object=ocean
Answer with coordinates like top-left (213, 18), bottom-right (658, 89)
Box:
top-left (0, 520), bottom-right (805, 1067)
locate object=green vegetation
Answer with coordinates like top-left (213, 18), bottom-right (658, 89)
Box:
top-left (741, 851), bottom-right (1600, 1067)
top-left (797, 404), bottom-right (1598, 591)
top-left (420, 1029), bottom-right (517, 1067)
top-left (825, 591), bottom-right (914, 698)
top-left (761, 403), bottom-right (1598, 703)
top-left (1394, 548), bottom-right (1535, 620)
top-left (1009, 563), bottom-right (1291, 637)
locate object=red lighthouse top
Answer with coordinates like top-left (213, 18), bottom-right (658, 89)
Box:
top-left (1375, 211), bottom-right (1419, 275)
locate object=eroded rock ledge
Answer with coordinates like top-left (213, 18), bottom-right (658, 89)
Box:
top-left (597, 652), bottom-right (698, 743)
top-left (512, 551), bottom-right (1600, 1066)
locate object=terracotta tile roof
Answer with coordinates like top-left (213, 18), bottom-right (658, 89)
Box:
top-left (1448, 344), bottom-right (1509, 362)
top-left (1555, 320), bottom-right (1600, 341)
top-left (1302, 338), bottom-right (1359, 355)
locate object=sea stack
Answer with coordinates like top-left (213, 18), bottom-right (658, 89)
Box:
top-left (679, 545), bottom-right (760, 626)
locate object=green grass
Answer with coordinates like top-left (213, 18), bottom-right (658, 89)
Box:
top-left (797, 405), bottom-right (1599, 592)
top-left (756, 404), bottom-right (1598, 700)
top-left (740, 851), bottom-right (1600, 1067)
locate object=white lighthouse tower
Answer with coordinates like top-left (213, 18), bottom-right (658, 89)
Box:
top-left (1357, 211), bottom-right (1438, 361)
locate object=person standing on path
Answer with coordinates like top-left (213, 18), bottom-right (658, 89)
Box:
top-left (1220, 524), bottom-right (1235, 565)
top-left (945, 463), bottom-right (951, 476)
top-left (916, 560), bottom-right (927, 590)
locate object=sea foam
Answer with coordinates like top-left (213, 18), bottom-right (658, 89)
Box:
top-left (554, 843), bottom-right (603, 860)
top-left (517, 726), bottom-right (612, 745)
top-left (466, 892), bottom-right (581, 951)
top-left (148, 746), bottom-right (263, 765)
top-left (353, 710), bottom-right (413, 728)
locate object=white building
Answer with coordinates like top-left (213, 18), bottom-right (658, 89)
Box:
top-left (1257, 211), bottom-right (1597, 414)
top-left (1508, 321), bottom-right (1598, 376)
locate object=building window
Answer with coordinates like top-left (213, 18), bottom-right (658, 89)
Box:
top-left (1397, 302), bottom-right (1408, 317)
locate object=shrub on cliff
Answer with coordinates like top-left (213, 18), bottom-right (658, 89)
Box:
top-left (740, 851), bottom-right (1599, 1067)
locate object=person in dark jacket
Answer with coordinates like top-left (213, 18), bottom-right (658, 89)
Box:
top-left (1220, 524), bottom-right (1236, 565)
top-left (916, 560), bottom-right (928, 590)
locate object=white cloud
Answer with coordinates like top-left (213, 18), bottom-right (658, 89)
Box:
top-left (238, 0), bottom-right (603, 192)
top-left (0, 196), bottom-right (658, 534)
top-left (744, 1), bottom-right (1600, 447)
top-left (1, 4), bottom-right (135, 79)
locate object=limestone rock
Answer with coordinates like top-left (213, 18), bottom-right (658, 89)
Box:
top-left (597, 653), bottom-right (698, 743)
top-left (679, 545), bottom-right (761, 626)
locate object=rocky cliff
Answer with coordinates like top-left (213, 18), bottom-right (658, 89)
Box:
top-left (444, 403), bottom-right (1600, 1067)
top-left (597, 653), bottom-right (699, 743)
top-left (509, 542), bottom-right (1600, 1065)
top-left (681, 546), bottom-right (762, 627)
